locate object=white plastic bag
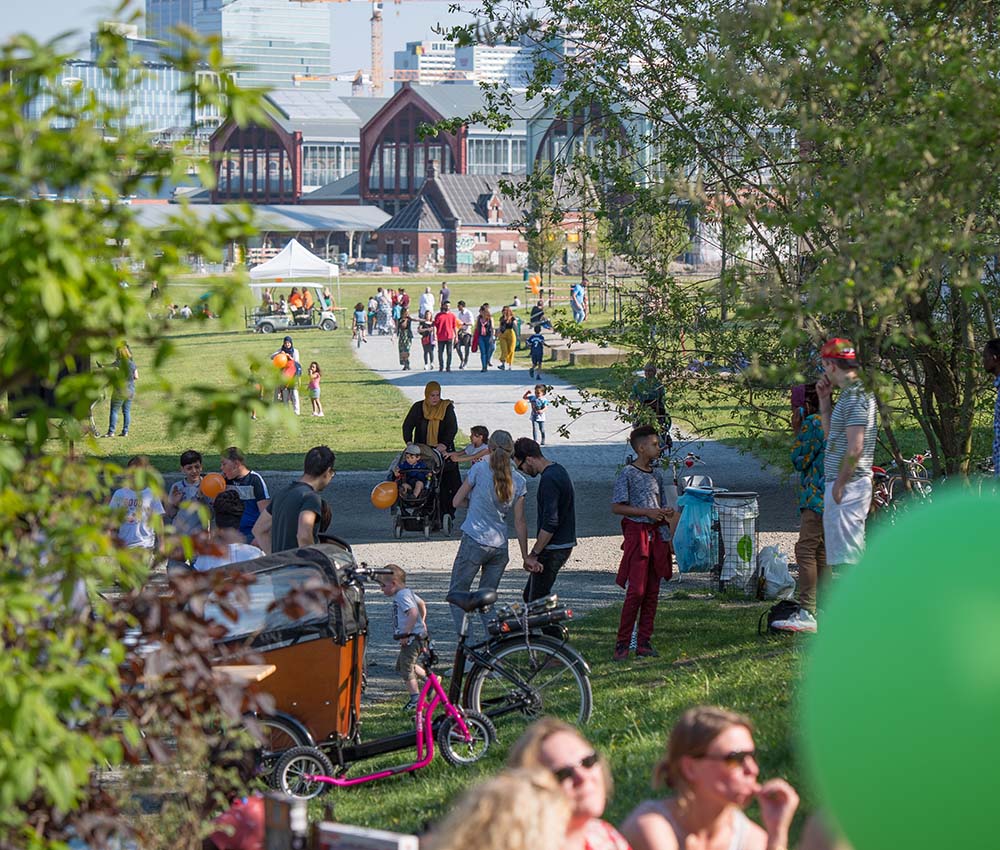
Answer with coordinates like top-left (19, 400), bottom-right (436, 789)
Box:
top-left (758, 545), bottom-right (795, 600)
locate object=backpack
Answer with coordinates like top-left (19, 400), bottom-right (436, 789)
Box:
top-left (758, 599), bottom-right (802, 635)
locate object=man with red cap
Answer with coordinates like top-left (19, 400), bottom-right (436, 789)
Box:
top-left (816, 338), bottom-right (878, 574)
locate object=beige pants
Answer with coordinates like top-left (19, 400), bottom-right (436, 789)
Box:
top-left (795, 508), bottom-right (827, 613)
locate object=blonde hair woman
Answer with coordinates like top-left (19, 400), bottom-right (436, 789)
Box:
top-left (507, 717), bottom-right (630, 850)
top-left (620, 706), bottom-right (799, 850)
top-left (423, 768), bottom-right (570, 850)
top-left (448, 430), bottom-right (528, 634)
top-left (497, 304), bottom-right (518, 369)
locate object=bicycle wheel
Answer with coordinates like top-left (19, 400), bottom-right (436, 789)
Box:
top-left (463, 636), bottom-right (592, 727)
top-left (273, 746), bottom-right (334, 800)
top-left (436, 710), bottom-right (496, 767)
top-left (245, 713), bottom-right (309, 778)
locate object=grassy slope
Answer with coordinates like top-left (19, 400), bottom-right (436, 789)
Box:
top-left (308, 598), bottom-right (810, 838)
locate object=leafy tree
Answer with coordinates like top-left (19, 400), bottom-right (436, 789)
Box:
top-left (0, 20), bottom-right (276, 848)
top-left (454, 0), bottom-right (1000, 473)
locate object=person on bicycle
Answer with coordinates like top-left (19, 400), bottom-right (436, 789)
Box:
top-left (631, 363), bottom-right (673, 450)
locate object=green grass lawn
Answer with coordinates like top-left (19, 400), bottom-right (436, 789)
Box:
top-left (306, 596), bottom-right (810, 838)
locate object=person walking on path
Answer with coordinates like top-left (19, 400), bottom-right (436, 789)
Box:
top-left (419, 286), bottom-right (435, 317)
top-left (472, 305), bottom-right (496, 372)
top-left (983, 338), bottom-right (1000, 477)
top-left (106, 344), bottom-right (138, 437)
top-left (611, 425), bottom-right (677, 661)
top-left (253, 445), bottom-right (336, 554)
top-left (397, 308), bottom-right (414, 370)
top-left (220, 446), bottom-right (270, 545)
top-left (448, 430), bottom-right (528, 634)
top-left (439, 281), bottom-right (451, 305)
top-left (816, 337), bottom-right (878, 569)
top-left (571, 280), bottom-right (588, 323)
top-left (403, 381), bottom-right (461, 520)
top-left (418, 310), bottom-right (436, 370)
top-left (434, 301), bottom-right (458, 372)
top-left (513, 438), bottom-right (576, 604)
top-left (790, 382), bottom-right (824, 628)
top-left (497, 305), bottom-right (518, 370)
top-left (456, 300), bottom-right (474, 369)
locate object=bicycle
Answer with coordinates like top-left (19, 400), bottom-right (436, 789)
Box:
top-left (445, 588), bottom-right (593, 728)
top-left (870, 451), bottom-right (933, 522)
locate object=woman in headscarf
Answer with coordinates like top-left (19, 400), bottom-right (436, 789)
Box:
top-left (397, 307), bottom-right (414, 371)
top-left (271, 335), bottom-right (301, 415)
top-left (497, 305), bottom-right (518, 370)
top-left (376, 287), bottom-right (393, 335)
top-left (447, 430), bottom-right (527, 635)
top-left (402, 381), bottom-right (461, 519)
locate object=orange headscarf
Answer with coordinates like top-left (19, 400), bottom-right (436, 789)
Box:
top-left (422, 381), bottom-right (453, 446)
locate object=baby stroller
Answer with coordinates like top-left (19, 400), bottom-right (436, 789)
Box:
top-left (388, 444), bottom-right (451, 539)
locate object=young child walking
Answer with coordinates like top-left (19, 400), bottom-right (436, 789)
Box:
top-left (523, 385), bottom-right (548, 446)
top-left (308, 361), bottom-right (324, 417)
top-left (379, 565), bottom-right (428, 711)
top-left (527, 325), bottom-right (546, 379)
top-left (610, 425), bottom-right (677, 661)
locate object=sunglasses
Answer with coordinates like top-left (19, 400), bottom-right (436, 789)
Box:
top-left (552, 751), bottom-right (600, 782)
top-left (699, 750), bottom-right (757, 768)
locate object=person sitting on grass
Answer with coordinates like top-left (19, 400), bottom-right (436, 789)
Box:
top-left (378, 564), bottom-right (428, 712)
top-left (397, 444), bottom-right (430, 499)
top-left (449, 425), bottom-right (490, 465)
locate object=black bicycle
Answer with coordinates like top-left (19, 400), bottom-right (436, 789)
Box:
top-left (445, 589), bottom-right (593, 727)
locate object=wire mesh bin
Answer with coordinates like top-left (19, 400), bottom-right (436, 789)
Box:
top-left (715, 491), bottom-right (759, 595)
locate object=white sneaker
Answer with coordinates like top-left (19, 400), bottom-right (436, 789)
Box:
top-left (774, 609), bottom-right (817, 633)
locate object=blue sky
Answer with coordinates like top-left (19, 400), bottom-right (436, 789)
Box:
top-left (2, 0), bottom-right (467, 87)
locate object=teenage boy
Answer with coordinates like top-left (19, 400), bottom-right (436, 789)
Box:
top-left (165, 449), bottom-right (210, 537)
top-left (220, 447), bottom-right (270, 545)
top-left (816, 338), bottom-right (878, 569)
top-left (611, 425), bottom-right (677, 661)
top-left (527, 325), bottom-right (546, 379)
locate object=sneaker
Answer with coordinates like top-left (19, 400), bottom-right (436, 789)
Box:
top-left (613, 641), bottom-right (629, 662)
top-left (403, 695), bottom-right (419, 712)
top-left (636, 641), bottom-right (659, 658)
top-left (786, 609), bottom-right (818, 632)
top-left (498, 364), bottom-right (505, 370)
top-left (104, 432), bottom-right (114, 438)
top-left (119, 431), bottom-right (129, 437)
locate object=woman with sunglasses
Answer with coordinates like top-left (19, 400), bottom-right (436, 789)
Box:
top-left (507, 717), bottom-right (630, 850)
top-left (620, 706), bottom-right (799, 850)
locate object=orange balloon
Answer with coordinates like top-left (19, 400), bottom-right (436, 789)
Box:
top-left (200, 472), bottom-right (227, 499)
top-left (514, 398), bottom-right (530, 415)
top-left (282, 361), bottom-right (298, 378)
top-left (371, 481), bottom-right (398, 509)
top-left (273, 352), bottom-right (290, 368)
top-left (530, 279), bottom-right (541, 295)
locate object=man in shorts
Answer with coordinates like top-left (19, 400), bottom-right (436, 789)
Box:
top-left (817, 338), bottom-right (878, 568)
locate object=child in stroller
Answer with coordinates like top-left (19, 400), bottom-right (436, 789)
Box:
top-left (389, 444), bottom-right (448, 538)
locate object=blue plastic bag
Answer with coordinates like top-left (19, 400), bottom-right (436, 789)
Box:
top-left (674, 488), bottom-right (718, 572)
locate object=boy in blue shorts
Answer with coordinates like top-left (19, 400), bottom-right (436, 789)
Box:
top-left (527, 324), bottom-right (546, 378)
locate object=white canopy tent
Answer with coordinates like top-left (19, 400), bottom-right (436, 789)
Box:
top-left (248, 238), bottom-right (341, 306)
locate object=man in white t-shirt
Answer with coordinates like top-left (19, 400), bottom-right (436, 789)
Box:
top-left (418, 287), bottom-right (435, 317)
top-left (455, 300), bottom-right (475, 369)
top-left (191, 489), bottom-right (264, 571)
top-left (108, 455), bottom-right (166, 554)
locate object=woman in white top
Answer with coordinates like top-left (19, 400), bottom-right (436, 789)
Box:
top-left (621, 706), bottom-right (799, 850)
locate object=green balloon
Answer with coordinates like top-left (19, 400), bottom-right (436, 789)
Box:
top-left (801, 487), bottom-right (1000, 850)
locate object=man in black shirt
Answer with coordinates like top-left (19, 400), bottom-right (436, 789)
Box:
top-left (513, 437), bottom-right (577, 602)
top-left (258, 446), bottom-right (336, 553)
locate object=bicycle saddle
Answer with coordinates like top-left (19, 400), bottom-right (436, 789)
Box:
top-left (446, 589), bottom-right (498, 612)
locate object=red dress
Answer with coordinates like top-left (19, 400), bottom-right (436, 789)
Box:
top-left (584, 819), bottom-right (632, 850)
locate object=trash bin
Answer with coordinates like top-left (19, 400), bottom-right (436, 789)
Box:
top-left (714, 491), bottom-right (759, 595)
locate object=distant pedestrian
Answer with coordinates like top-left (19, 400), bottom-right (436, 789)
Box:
top-left (434, 301), bottom-right (458, 372)
top-left (983, 338), bottom-right (1000, 477)
top-left (513, 437), bottom-right (576, 604)
top-left (439, 281), bottom-right (451, 305)
top-left (816, 337), bottom-right (877, 568)
top-left (397, 308), bottom-right (414, 370)
top-left (497, 305), bottom-right (517, 370)
top-left (419, 286), bottom-right (435, 317)
top-left (272, 336), bottom-right (301, 415)
top-left (472, 305), bottom-right (496, 372)
top-left (527, 325), bottom-right (546, 379)
top-left (456, 300), bottom-right (474, 368)
top-left (611, 425), bottom-right (676, 661)
top-left (523, 385), bottom-right (548, 445)
top-left (254, 445), bottom-right (336, 553)
top-left (399, 287), bottom-right (411, 311)
top-left (419, 310), bottom-right (436, 370)
top-left (220, 447), bottom-right (270, 545)
top-left (570, 280), bottom-right (588, 323)
top-left (449, 431), bottom-right (528, 634)
top-left (307, 361), bottom-right (324, 417)
top-left (353, 302), bottom-right (367, 343)
top-left (367, 294), bottom-right (378, 334)
top-left (106, 344), bottom-right (138, 438)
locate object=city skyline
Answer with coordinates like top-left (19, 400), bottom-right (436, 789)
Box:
top-left (2, 0), bottom-right (470, 93)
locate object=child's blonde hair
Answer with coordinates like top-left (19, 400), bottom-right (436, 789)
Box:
top-left (383, 564), bottom-right (406, 586)
top-left (422, 768), bottom-right (569, 850)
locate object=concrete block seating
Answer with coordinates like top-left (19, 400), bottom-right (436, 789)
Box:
top-left (519, 328), bottom-right (626, 367)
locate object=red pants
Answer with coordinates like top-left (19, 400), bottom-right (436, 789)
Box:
top-left (615, 520), bottom-right (672, 644)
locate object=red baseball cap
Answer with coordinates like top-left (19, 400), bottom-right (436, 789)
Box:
top-left (820, 338), bottom-right (857, 360)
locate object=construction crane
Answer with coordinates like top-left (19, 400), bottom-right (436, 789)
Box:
top-left (299, 0), bottom-right (464, 97)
